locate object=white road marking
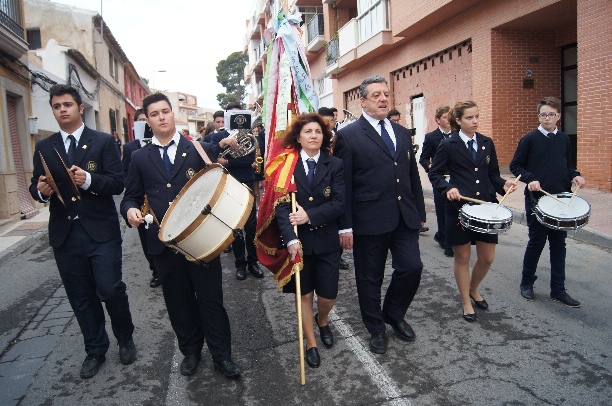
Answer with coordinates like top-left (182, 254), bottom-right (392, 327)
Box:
top-left (165, 343), bottom-right (188, 405)
top-left (330, 309), bottom-right (412, 406)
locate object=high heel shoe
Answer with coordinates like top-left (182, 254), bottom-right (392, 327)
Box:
top-left (462, 312), bottom-right (477, 322)
top-left (470, 294), bottom-right (489, 310)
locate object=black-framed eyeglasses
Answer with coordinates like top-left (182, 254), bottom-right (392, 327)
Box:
top-left (538, 113), bottom-right (559, 119)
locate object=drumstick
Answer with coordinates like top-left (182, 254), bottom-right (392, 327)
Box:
top-left (459, 195), bottom-right (489, 205)
top-left (569, 186), bottom-right (579, 206)
top-left (497, 174), bottom-right (521, 209)
top-left (539, 189), bottom-right (566, 204)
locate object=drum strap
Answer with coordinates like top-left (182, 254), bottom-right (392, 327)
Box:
top-left (191, 140), bottom-right (213, 165)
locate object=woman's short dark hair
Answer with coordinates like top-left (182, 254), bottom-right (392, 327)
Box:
top-left (281, 113), bottom-right (333, 153)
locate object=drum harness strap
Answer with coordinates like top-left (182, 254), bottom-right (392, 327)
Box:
top-left (190, 140), bottom-right (244, 237)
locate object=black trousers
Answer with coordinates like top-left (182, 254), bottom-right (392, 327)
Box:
top-left (433, 188), bottom-right (448, 248)
top-left (154, 248), bottom-right (232, 361)
top-left (232, 204), bottom-right (257, 268)
top-left (53, 221), bottom-right (134, 355)
top-left (353, 220), bottom-right (423, 334)
top-left (136, 222), bottom-right (157, 277)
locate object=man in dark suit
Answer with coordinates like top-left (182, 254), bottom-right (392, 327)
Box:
top-left (29, 84), bottom-right (136, 379)
top-left (419, 105), bottom-right (454, 257)
top-left (122, 109), bottom-right (160, 287)
top-left (334, 75), bottom-right (426, 354)
top-left (211, 103), bottom-right (264, 281)
top-left (121, 92), bottom-right (241, 378)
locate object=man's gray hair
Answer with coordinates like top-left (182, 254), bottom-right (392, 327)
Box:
top-left (359, 75), bottom-right (388, 98)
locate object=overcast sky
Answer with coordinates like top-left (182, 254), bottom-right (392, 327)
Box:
top-left (52, 0), bottom-right (254, 110)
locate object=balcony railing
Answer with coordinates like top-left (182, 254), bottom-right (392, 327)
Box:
top-left (326, 37), bottom-right (339, 66)
top-left (306, 13), bottom-right (324, 45)
top-left (0, 0), bottom-right (24, 39)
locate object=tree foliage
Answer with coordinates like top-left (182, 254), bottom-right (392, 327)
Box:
top-left (216, 51), bottom-right (248, 109)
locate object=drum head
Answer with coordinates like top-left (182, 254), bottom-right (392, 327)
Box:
top-left (461, 203), bottom-right (512, 221)
top-left (537, 193), bottom-right (590, 219)
top-left (161, 166), bottom-right (223, 239)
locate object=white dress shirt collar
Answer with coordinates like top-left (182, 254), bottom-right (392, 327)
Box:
top-left (458, 130), bottom-right (477, 150)
top-left (59, 123), bottom-right (85, 144)
top-left (538, 125), bottom-right (558, 137)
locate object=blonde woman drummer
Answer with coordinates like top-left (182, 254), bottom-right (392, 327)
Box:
top-left (429, 100), bottom-right (517, 322)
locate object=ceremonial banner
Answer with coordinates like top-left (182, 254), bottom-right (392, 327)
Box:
top-left (255, 8), bottom-right (319, 288)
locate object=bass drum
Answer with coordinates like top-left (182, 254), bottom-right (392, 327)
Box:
top-left (159, 163), bottom-right (254, 262)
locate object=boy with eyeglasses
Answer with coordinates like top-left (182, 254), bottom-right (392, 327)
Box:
top-left (509, 96), bottom-right (586, 307)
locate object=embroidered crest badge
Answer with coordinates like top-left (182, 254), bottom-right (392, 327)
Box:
top-left (186, 168), bottom-right (196, 179)
top-left (86, 161), bottom-right (97, 171)
top-left (323, 186), bottom-right (331, 198)
top-left (486, 155), bottom-right (491, 165)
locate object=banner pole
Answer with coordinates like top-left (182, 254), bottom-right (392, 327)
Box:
top-left (291, 175), bottom-right (306, 385)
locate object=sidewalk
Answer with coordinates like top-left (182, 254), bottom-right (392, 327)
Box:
top-left (0, 171), bottom-right (611, 262)
top-left (418, 166), bottom-right (612, 249)
top-left (0, 207), bottom-right (50, 267)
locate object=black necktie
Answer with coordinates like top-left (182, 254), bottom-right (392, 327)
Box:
top-left (547, 132), bottom-right (555, 139)
top-left (67, 134), bottom-right (76, 166)
top-left (379, 120), bottom-right (395, 157)
top-left (159, 141), bottom-right (175, 177)
top-left (467, 139), bottom-right (477, 161)
top-left (306, 158), bottom-right (316, 186)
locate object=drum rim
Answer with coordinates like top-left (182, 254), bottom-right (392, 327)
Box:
top-left (159, 163), bottom-right (226, 244)
top-left (534, 193), bottom-right (591, 222)
top-left (460, 203), bottom-right (513, 221)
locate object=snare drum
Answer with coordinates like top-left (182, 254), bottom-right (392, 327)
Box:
top-left (534, 192), bottom-right (590, 231)
top-left (459, 203), bottom-right (513, 234)
top-left (159, 164), bottom-right (254, 262)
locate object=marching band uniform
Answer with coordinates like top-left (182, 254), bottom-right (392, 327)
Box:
top-left (334, 113), bottom-right (426, 351)
top-left (30, 124), bottom-right (135, 376)
top-left (429, 131), bottom-right (506, 246)
top-left (121, 133), bottom-right (239, 376)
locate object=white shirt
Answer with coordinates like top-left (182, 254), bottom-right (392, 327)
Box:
top-left (286, 149), bottom-right (321, 247)
top-left (439, 127), bottom-right (452, 137)
top-left (300, 148), bottom-right (320, 175)
top-left (362, 111), bottom-right (397, 149)
top-left (151, 132), bottom-right (181, 163)
top-left (458, 130), bottom-right (477, 152)
top-left (538, 125), bottom-right (558, 137)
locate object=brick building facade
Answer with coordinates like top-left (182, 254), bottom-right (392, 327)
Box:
top-left (308, 0), bottom-right (610, 191)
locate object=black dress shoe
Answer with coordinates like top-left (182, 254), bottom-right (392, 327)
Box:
top-left (383, 315), bottom-right (415, 341)
top-left (470, 294), bottom-right (489, 310)
top-left (433, 234), bottom-right (445, 249)
top-left (369, 332), bottom-right (388, 354)
top-left (419, 226), bottom-right (429, 233)
top-left (80, 354), bottom-right (105, 379)
top-left (462, 313), bottom-right (477, 322)
top-left (118, 339), bottom-right (137, 365)
top-left (550, 291), bottom-right (581, 308)
top-left (180, 353), bottom-right (201, 376)
top-left (444, 247), bottom-right (454, 257)
top-left (248, 262), bottom-right (264, 278)
top-left (339, 258), bottom-right (350, 270)
top-left (213, 360), bottom-right (243, 377)
top-left (520, 284), bottom-right (534, 301)
top-left (150, 277), bottom-right (161, 288)
top-left (236, 266), bottom-right (247, 281)
top-left (223, 246), bottom-right (233, 253)
top-left (305, 347), bottom-right (320, 368)
top-left (315, 313), bottom-right (333, 348)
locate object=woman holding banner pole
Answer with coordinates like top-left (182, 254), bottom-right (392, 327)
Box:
top-left (276, 113), bottom-right (345, 368)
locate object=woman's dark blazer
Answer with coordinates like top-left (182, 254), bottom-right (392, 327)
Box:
top-left (276, 151), bottom-right (344, 255)
top-left (429, 132), bottom-right (506, 204)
